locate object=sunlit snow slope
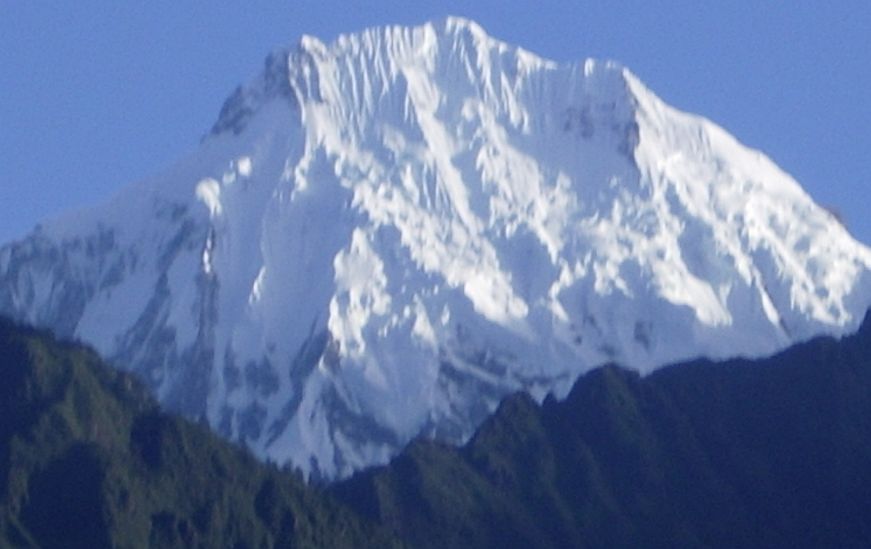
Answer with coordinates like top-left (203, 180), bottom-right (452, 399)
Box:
top-left (2, 18), bottom-right (870, 479)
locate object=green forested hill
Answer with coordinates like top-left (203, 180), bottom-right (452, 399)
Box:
top-left (0, 319), bottom-right (400, 548)
top-left (335, 314), bottom-right (871, 548)
top-left (4, 313), bottom-right (871, 548)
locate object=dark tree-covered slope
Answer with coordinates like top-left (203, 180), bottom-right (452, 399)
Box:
top-left (0, 318), bottom-right (400, 548)
top-left (4, 310), bottom-right (871, 548)
top-left (335, 313), bottom-right (871, 548)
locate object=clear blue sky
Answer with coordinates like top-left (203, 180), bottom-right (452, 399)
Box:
top-left (2, 1), bottom-right (870, 245)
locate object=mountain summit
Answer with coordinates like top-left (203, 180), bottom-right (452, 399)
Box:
top-left (2, 18), bottom-right (870, 478)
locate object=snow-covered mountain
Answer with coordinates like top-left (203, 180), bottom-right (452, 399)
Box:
top-left (2, 17), bottom-right (870, 479)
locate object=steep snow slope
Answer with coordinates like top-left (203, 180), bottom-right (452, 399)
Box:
top-left (2, 18), bottom-right (870, 478)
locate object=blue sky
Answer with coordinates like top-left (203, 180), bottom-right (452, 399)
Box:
top-left (2, 1), bottom-right (870, 245)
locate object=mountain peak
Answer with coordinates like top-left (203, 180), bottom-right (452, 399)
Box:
top-left (441, 14), bottom-right (486, 32)
top-left (210, 18), bottom-right (635, 145)
top-left (3, 19), bottom-right (871, 479)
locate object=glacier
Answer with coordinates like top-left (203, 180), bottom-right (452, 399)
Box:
top-left (2, 17), bottom-right (870, 479)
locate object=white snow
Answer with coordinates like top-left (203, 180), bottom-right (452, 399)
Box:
top-left (236, 156), bottom-right (253, 178)
top-left (329, 228), bottom-right (392, 359)
top-left (196, 178), bottom-right (223, 217)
